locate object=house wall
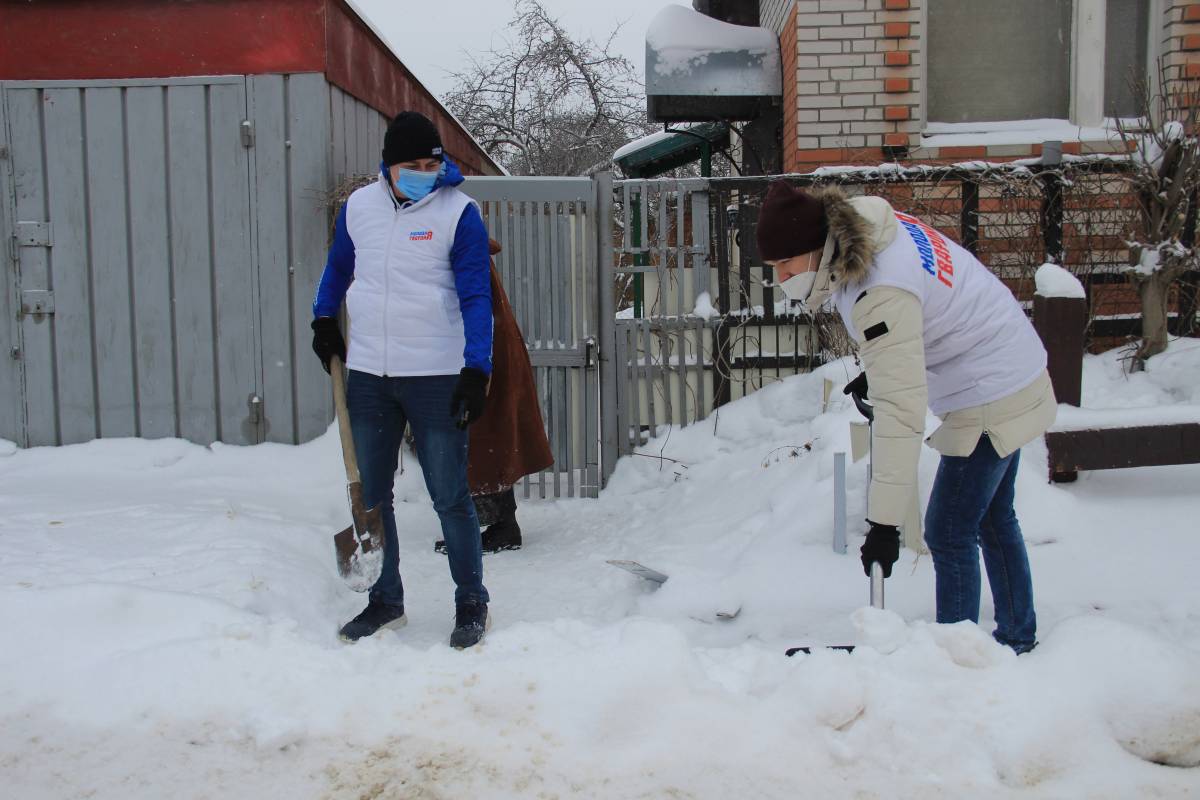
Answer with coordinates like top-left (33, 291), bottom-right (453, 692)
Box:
top-left (775, 0), bottom-right (1200, 168)
top-left (760, 0), bottom-right (796, 34)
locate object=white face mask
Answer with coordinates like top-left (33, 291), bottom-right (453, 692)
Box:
top-left (778, 271), bottom-right (817, 304)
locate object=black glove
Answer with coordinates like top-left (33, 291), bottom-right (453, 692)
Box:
top-left (311, 317), bottom-right (347, 374)
top-left (844, 372), bottom-right (873, 422)
top-left (860, 521), bottom-right (900, 578)
top-left (450, 367), bottom-right (489, 429)
top-left (843, 371), bottom-right (869, 401)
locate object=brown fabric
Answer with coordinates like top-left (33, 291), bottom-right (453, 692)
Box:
top-left (755, 180), bottom-right (829, 261)
top-left (467, 240), bottom-right (554, 494)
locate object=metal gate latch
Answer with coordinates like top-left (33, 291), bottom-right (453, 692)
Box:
top-left (21, 290), bottom-right (55, 317)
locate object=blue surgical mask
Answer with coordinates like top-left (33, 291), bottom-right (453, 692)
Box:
top-left (394, 165), bottom-right (442, 202)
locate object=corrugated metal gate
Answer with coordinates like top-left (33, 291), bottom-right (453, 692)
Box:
top-left (0, 73), bottom-right (372, 448)
top-left (461, 176), bottom-right (608, 498)
top-left (1, 76), bottom-right (260, 446)
top-left (610, 177), bottom-right (820, 455)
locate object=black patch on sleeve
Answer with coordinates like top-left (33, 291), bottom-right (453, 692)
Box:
top-left (855, 291), bottom-right (869, 303)
top-left (863, 321), bottom-right (889, 342)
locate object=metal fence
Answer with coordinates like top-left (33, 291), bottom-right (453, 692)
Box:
top-left (462, 176), bottom-right (605, 498)
top-left (5, 131), bottom-right (1194, 495)
top-left (607, 160), bottom-right (1199, 458)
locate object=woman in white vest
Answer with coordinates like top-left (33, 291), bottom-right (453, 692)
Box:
top-left (311, 112), bottom-right (494, 649)
top-left (756, 182), bottom-right (1056, 654)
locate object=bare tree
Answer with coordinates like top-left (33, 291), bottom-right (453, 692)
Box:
top-left (444, 0), bottom-right (654, 176)
top-left (1116, 60), bottom-right (1200, 363)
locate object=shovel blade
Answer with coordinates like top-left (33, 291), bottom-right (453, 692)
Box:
top-left (786, 645), bottom-right (856, 657)
top-left (335, 524), bottom-right (384, 592)
top-left (333, 481), bottom-right (388, 591)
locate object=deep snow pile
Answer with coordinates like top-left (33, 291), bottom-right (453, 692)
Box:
top-left (2, 347), bottom-right (1200, 798)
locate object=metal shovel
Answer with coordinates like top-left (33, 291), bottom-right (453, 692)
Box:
top-left (330, 356), bottom-right (386, 591)
top-left (789, 381), bottom-right (884, 656)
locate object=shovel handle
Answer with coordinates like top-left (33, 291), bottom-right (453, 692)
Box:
top-left (330, 357), bottom-right (360, 484)
top-left (869, 561), bottom-right (885, 609)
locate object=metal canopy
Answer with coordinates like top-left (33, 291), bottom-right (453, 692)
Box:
top-left (645, 5), bottom-right (781, 123)
top-left (614, 122), bottom-right (730, 178)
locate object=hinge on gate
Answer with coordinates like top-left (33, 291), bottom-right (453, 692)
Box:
top-left (584, 336), bottom-right (598, 367)
top-left (0, 145), bottom-right (8, 160)
top-left (240, 120), bottom-right (255, 148)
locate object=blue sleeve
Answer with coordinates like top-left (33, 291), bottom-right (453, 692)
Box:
top-left (312, 204), bottom-right (355, 318)
top-left (450, 204), bottom-right (494, 375)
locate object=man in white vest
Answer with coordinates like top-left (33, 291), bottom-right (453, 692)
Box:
top-left (756, 182), bottom-right (1056, 654)
top-left (311, 111), bottom-right (493, 649)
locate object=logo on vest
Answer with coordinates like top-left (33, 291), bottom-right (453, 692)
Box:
top-left (409, 230), bottom-right (434, 241)
top-left (895, 212), bottom-right (954, 288)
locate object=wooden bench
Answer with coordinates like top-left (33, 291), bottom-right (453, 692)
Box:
top-left (1034, 293), bottom-right (1200, 482)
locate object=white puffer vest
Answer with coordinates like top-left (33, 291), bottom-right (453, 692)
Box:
top-left (344, 178), bottom-right (477, 377)
top-left (832, 202), bottom-right (1047, 415)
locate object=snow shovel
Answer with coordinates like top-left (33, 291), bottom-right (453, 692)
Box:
top-left (785, 562), bottom-right (885, 656)
top-left (786, 378), bottom-right (884, 655)
top-left (330, 356), bottom-right (385, 591)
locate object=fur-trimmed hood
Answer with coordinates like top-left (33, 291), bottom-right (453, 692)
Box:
top-left (806, 187), bottom-right (898, 308)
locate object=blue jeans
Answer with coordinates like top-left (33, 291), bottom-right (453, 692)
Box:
top-left (346, 370), bottom-right (488, 607)
top-left (924, 435), bottom-right (1036, 651)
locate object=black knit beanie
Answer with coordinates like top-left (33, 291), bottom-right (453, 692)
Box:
top-left (756, 181), bottom-right (828, 261)
top-left (382, 111), bottom-right (444, 166)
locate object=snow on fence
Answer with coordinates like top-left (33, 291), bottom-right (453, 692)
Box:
top-left (610, 160), bottom-right (1200, 454)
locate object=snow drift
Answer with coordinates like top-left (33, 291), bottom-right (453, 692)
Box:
top-left (2, 347), bottom-right (1200, 798)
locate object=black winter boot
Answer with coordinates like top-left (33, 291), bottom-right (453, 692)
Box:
top-left (338, 600), bottom-right (407, 643)
top-left (481, 516), bottom-right (522, 553)
top-left (449, 602), bottom-right (490, 649)
top-left (435, 487), bottom-right (521, 554)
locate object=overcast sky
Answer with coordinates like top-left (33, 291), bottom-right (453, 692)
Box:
top-left (352, 0), bottom-right (691, 101)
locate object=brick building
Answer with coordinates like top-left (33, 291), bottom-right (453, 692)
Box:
top-left (759, 0), bottom-right (1196, 170)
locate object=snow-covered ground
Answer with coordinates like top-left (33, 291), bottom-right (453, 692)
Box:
top-left (3, 345), bottom-right (1200, 798)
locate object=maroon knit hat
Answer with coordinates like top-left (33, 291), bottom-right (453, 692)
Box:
top-left (755, 181), bottom-right (828, 261)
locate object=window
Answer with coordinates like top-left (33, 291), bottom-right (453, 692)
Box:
top-left (927, 0), bottom-right (1155, 126)
top-left (1104, 0), bottom-right (1150, 118)
top-left (928, 0), bottom-right (1073, 124)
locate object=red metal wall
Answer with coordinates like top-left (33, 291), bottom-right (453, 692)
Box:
top-left (0, 0), bottom-right (499, 175)
top-left (323, 1), bottom-right (497, 176)
top-left (0, 0), bottom-right (326, 79)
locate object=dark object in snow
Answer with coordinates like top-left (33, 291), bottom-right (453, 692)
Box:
top-left (450, 602), bottom-right (490, 649)
top-left (338, 600), bottom-right (407, 643)
top-left (1045, 424), bottom-right (1200, 481)
top-left (786, 562), bottom-right (885, 657)
top-left (330, 357), bottom-right (386, 591)
top-left (437, 489), bottom-right (523, 554)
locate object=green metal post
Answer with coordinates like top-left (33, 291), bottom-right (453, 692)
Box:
top-left (632, 194), bottom-right (645, 318)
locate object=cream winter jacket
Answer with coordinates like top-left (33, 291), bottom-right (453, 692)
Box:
top-left (805, 189), bottom-right (1057, 526)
